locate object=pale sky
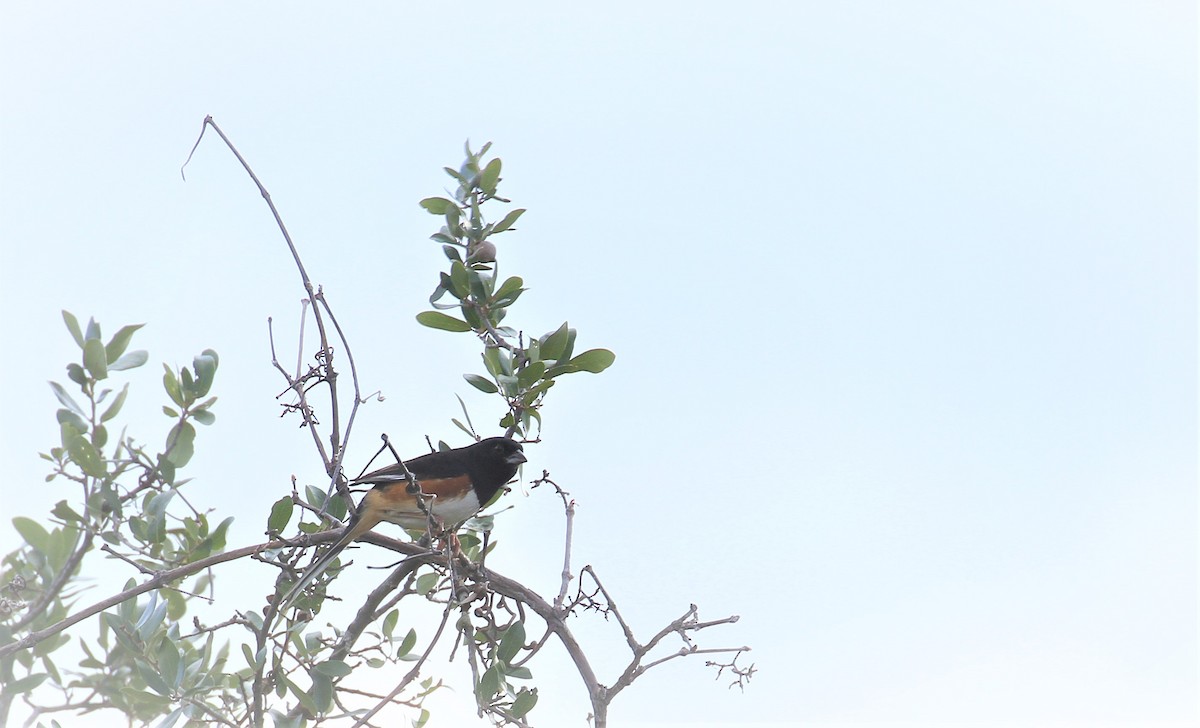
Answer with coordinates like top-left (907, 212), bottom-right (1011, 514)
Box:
top-left (1, 3), bottom-right (1196, 727)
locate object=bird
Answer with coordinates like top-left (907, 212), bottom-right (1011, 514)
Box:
top-left (275, 436), bottom-right (526, 615)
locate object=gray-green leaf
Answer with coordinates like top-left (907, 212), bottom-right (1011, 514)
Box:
top-left (464, 373), bottom-right (499, 394)
top-left (416, 311), bottom-right (472, 332)
top-left (62, 310), bottom-right (84, 348)
top-left (105, 324), bottom-right (144, 364)
top-left (267, 496), bottom-right (293, 533)
top-left (83, 338), bottom-right (107, 380)
top-left (109, 350), bottom-right (148, 371)
top-left (419, 197), bottom-right (455, 214)
top-left (492, 208), bottom-right (526, 234)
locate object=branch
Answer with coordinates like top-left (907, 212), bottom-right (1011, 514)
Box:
top-left (186, 116), bottom-right (343, 474)
top-left (531, 473), bottom-right (575, 613)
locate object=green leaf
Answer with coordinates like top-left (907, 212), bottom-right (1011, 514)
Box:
top-left (455, 393), bottom-right (476, 430)
top-left (559, 327), bottom-right (577, 362)
top-left (49, 381), bottom-right (85, 416)
top-left (165, 421), bottom-right (196, 467)
top-left (144, 495), bottom-right (169, 544)
top-left (463, 373), bottom-right (498, 394)
top-left (109, 350), bottom-right (148, 371)
top-left (158, 638), bottom-right (183, 690)
top-left (62, 310), bottom-right (84, 348)
top-left (451, 418), bottom-right (474, 438)
top-left (309, 669), bottom-right (333, 712)
top-left (415, 572), bottom-right (439, 596)
top-left (382, 609), bottom-right (399, 640)
top-left (420, 197), bottom-right (455, 214)
top-left (467, 268), bottom-right (488, 300)
top-left (192, 408), bottom-right (216, 426)
top-left (105, 324), bottom-right (144, 364)
top-left (476, 663), bottom-right (504, 700)
top-left (304, 485), bottom-right (327, 509)
top-left (52, 500), bottom-right (84, 523)
top-left (442, 244), bottom-right (462, 262)
top-left (491, 278), bottom-right (525, 307)
top-left (1, 672), bottom-right (48, 697)
top-left (516, 361), bottom-right (546, 389)
top-left (155, 454), bottom-right (176, 486)
top-left (156, 707), bottom-right (185, 728)
top-left (242, 643), bottom-right (263, 671)
top-left (267, 496), bottom-right (294, 533)
top-left (66, 363), bottom-right (87, 385)
top-left (482, 347), bottom-right (512, 377)
top-left (135, 594), bottom-right (168, 641)
top-left (480, 157), bottom-right (502, 194)
top-left (449, 260), bottom-right (470, 299)
top-left (191, 349), bottom-right (219, 397)
top-left (512, 688), bottom-right (538, 718)
top-left (540, 322), bottom-right (570, 360)
top-left (64, 424), bottom-right (106, 477)
top-left (313, 660), bottom-right (353, 678)
top-left (496, 374), bottom-right (518, 396)
top-left (285, 675), bottom-right (319, 716)
top-left (464, 512), bottom-right (496, 532)
top-left (397, 628), bottom-right (417, 658)
top-left (163, 588), bottom-right (187, 621)
top-left (84, 317), bottom-right (101, 342)
top-left (13, 516), bottom-right (51, 552)
top-left (521, 378), bottom-right (555, 402)
top-left (83, 338), bottom-right (108, 380)
top-left (497, 621), bottom-right (526, 663)
top-left (163, 366), bottom-right (184, 407)
top-left (100, 384), bottom-right (129, 423)
top-left (461, 303), bottom-right (484, 330)
top-left (445, 203), bottom-right (461, 231)
top-left (55, 407), bottom-right (88, 436)
top-left (137, 659), bottom-right (171, 696)
top-left (209, 516), bottom-right (234, 552)
top-left (492, 208), bottom-right (525, 234)
top-left (415, 311), bottom-right (472, 333)
top-left (565, 349), bottom-right (616, 374)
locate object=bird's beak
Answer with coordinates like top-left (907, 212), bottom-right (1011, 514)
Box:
top-left (506, 450), bottom-right (528, 466)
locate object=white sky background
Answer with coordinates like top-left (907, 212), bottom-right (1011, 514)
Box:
top-left (0, 2), bottom-right (1196, 727)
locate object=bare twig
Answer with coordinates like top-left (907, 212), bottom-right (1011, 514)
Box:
top-left (99, 544), bottom-right (156, 575)
top-left (186, 116), bottom-right (342, 476)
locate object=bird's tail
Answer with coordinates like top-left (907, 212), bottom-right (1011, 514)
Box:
top-left (274, 513), bottom-right (379, 619)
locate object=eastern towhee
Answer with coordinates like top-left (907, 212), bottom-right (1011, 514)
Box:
top-left (277, 436), bottom-right (526, 613)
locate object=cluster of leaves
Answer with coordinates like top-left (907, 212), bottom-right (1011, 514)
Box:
top-left (0, 314), bottom-right (227, 726)
top-left (473, 620), bottom-right (538, 722)
top-left (416, 142), bottom-right (615, 438)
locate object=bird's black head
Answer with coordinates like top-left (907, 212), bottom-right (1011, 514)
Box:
top-left (473, 436), bottom-right (526, 469)
top-left (464, 437), bottom-right (526, 502)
